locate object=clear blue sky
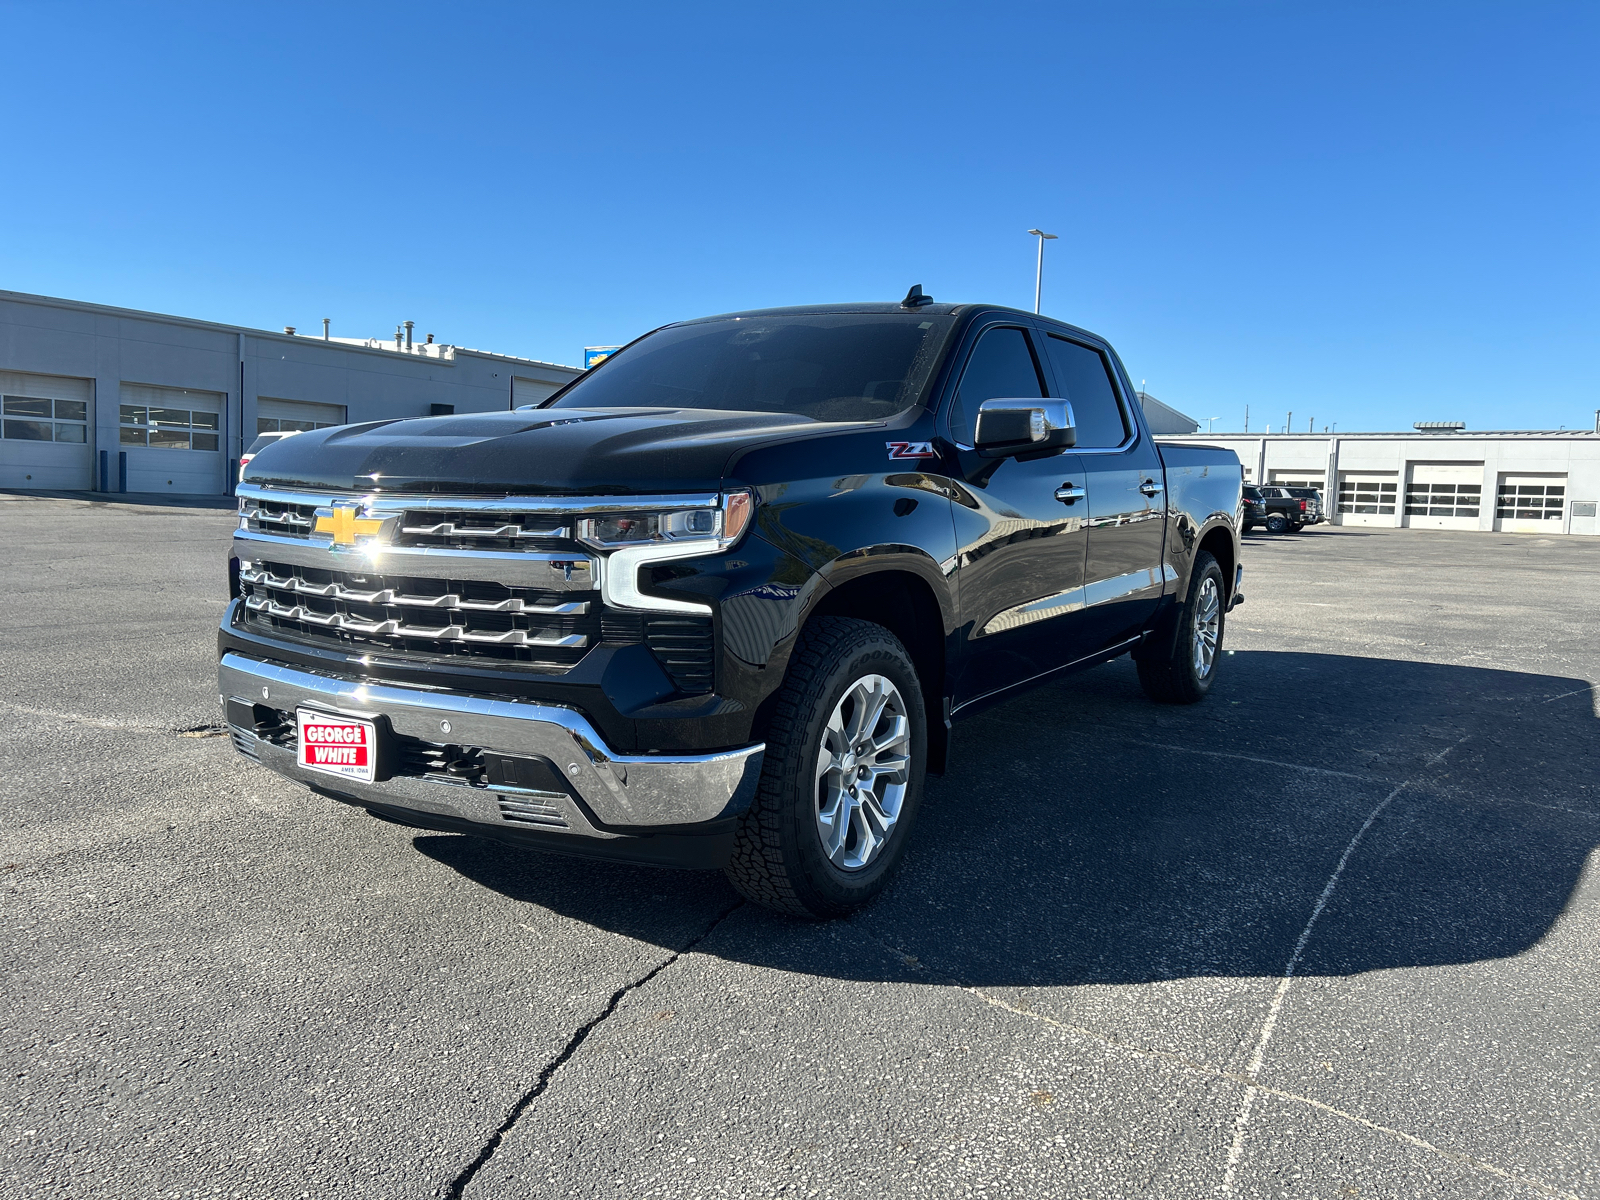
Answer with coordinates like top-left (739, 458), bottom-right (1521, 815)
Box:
top-left (1, 2), bottom-right (1593, 433)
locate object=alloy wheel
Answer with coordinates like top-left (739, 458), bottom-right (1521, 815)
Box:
top-left (813, 674), bottom-right (912, 872)
top-left (1192, 576), bottom-right (1221, 679)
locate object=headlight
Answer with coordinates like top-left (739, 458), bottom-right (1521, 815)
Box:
top-left (579, 491), bottom-right (755, 614)
top-left (577, 492), bottom-right (753, 551)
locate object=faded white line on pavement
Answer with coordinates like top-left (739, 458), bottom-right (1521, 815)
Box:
top-left (1127, 739), bottom-right (1393, 784)
top-left (1220, 735), bottom-right (1470, 1196)
top-left (961, 986), bottom-right (1579, 1200)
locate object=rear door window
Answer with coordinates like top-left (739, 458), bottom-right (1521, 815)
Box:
top-left (949, 326), bottom-right (1045, 444)
top-left (1042, 334), bottom-right (1129, 448)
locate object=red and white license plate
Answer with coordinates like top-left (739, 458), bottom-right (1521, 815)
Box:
top-left (297, 708), bottom-right (377, 783)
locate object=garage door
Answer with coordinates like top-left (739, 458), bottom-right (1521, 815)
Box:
top-left (256, 397), bottom-right (346, 434)
top-left (1495, 473), bottom-right (1567, 534)
top-left (119, 384), bottom-right (226, 495)
top-left (1335, 472), bottom-right (1398, 526)
top-left (0, 370), bottom-right (94, 490)
top-left (1403, 463), bottom-right (1483, 530)
top-left (1269, 471), bottom-right (1324, 491)
top-left (512, 376), bottom-right (567, 408)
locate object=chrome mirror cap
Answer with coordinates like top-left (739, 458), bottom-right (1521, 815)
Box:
top-left (973, 398), bottom-right (1076, 458)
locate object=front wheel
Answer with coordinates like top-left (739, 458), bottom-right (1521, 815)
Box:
top-left (726, 617), bottom-right (927, 918)
top-left (1136, 551), bottom-right (1226, 705)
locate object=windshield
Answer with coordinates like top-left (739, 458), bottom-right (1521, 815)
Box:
top-left (548, 314), bottom-right (957, 421)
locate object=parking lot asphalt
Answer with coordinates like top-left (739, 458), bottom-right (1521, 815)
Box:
top-left (2, 496), bottom-right (1596, 1199)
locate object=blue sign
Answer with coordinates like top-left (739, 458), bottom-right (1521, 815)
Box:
top-left (584, 346), bottom-right (621, 369)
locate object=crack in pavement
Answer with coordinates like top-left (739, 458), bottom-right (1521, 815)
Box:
top-left (442, 900), bottom-right (745, 1199)
top-left (0, 698), bottom-right (224, 736)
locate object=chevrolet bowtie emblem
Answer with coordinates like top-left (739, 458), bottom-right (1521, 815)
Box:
top-left (313, 503), bottom-right (388, 547)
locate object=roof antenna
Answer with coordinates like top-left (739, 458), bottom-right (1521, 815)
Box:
top-left (900, 284), bottom-right (933, 309)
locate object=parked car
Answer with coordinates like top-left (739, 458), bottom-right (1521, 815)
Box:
top-left (1280, 485), bottom-right (1325, 524)
top-left (1249, 486), bottom-right (1313, 533)
top-left (239, 430), bottom-right (303, 481)
top-left (220, 292), bottom-right (1245, 917)
top-left (1242, 484), bottom-right (1269, 530)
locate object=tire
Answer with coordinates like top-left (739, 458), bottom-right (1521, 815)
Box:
top-left (1264, 513), bottom-right (1290, 534)
top-left (1288, 521), bottom-right (1304, 533)
top-left (725, 617), bottom-right (927, 919)
top-left (1136, 551), bottom-right (1225, 705)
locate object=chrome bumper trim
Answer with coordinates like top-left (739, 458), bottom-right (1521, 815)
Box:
top-left (218, 652), bottom-right (764, 832)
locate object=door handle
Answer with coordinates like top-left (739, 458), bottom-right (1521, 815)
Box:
top-left (1054, 484), bottom-right (1085, 504)
top-left (1139, 479), bottom-right (1164, 497)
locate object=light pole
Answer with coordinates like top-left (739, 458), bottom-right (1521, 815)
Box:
top-left (1028, 229), bottom-right (1057, 314)
top-left (1206, 416), bottom-right (1221, 433)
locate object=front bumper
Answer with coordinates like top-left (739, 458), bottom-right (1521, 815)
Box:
top-left (219, 652), bottom-right (765, 861)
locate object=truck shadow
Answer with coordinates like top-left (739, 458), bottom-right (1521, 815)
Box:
top-left (413, 650), bottom-right (1599, 987)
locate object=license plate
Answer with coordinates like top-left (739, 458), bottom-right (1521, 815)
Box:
top-left (297, 708), bottom-right (377, 783)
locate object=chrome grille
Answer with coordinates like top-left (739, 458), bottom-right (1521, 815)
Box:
top-left (241, 497), bottom-right (319, 538)
top-left (395, 512), bottom-right (573, 552)
top-left (238, 560), bottom-right (596, 665)
top-left (236, 491), bottom-right (584, 555)
top-left (233, 485), bottom-right (721, 693)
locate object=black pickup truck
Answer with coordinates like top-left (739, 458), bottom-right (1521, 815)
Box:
top-left (219, 293), bottom-right (1244, 917)
top-left (1244, 485), bottom-right (1318, 534)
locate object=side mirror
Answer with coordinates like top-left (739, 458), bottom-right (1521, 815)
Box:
top-left (973, 398), bottom-right (1076, 459)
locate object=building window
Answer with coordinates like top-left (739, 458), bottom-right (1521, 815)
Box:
top-left (1404, 482), bottom-right (1480, 519)
top-left (256, 417), bottom-right (336, 434)
top-left (1496, 483), bottom-right (1565, 521)
top-left (2, 395), bottom-right (88, 444)
top-left (1338, 479), bottom-right (1397, 515)
top-left (120, 405), bottom-right (220, 451)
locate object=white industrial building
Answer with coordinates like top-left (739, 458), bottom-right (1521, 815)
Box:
top-left (0, 290), bottom-right (582, 497)
top-left (1168, 429), bottom-right (1600, 536)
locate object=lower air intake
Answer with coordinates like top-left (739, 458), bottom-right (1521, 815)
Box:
top-left (497, 794), bottom-right (569, 828)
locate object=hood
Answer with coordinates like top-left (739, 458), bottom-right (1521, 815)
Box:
top-left (243, 407), bottom-right (868, 495)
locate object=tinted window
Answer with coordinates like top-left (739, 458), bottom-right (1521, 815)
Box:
top-left (1043, 335), bottom-right (1128, 448)
top-left (547, 314), bottom-right (956, 422)
top-left (949, 327), bottom-right (1044, 444)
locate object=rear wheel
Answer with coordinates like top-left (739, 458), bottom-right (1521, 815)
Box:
top-left (1137, 551), bottom-right (1225, 705)
top-left (1265, 513), bottom-right (1291, 534)
top-left (726, 617), bottom-right (927, 918)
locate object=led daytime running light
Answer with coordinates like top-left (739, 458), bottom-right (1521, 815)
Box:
top-left (583, 490), bottom-right (755, 614)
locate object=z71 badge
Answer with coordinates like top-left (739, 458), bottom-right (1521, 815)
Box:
top-left (886, 441), bottom-right (937, 460)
